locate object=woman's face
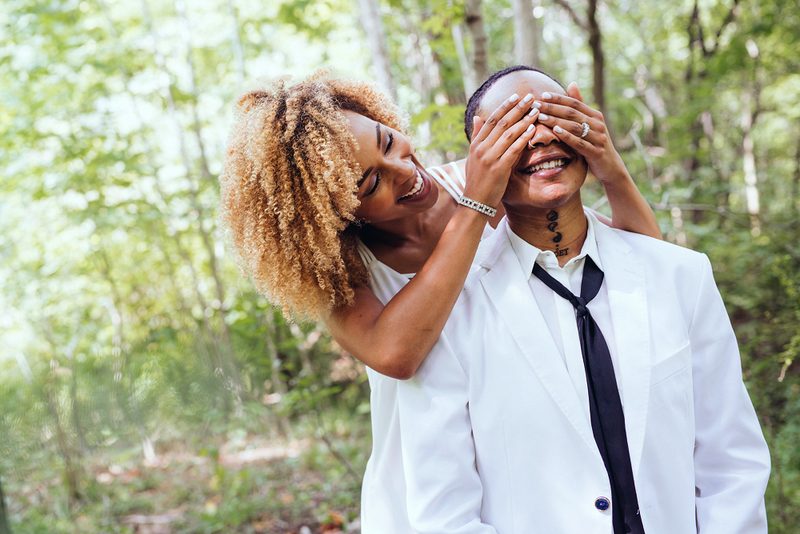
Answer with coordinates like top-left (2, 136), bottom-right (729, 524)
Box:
top-left (344, 111), bottom-right (439, 225)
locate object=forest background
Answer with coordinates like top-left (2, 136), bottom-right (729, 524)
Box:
top-left (1, 0), bottom-right (799, 532)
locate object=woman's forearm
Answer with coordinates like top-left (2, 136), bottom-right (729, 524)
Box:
top-left (602, 169), bottom-right (661, 239)
top-left (324, 205), bottom-right (489, 379)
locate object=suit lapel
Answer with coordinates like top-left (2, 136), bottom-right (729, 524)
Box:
top-left (478, 222), bottom-right (600, 457)
top-left (593, 218), bottom-right (652, 478)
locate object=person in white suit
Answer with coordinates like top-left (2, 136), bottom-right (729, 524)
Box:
top-left (396, 67), bottom-right (771, 533)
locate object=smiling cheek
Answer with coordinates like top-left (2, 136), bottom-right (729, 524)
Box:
top-left (353, 194), bottom-right (401, 224)
top-left (354, 195), bottom-right (381, 222)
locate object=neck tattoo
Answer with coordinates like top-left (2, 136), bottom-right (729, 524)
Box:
top-left (547, 210), bottom-right (569, 257)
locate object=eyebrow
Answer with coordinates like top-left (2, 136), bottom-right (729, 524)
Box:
top-left (357, 123), bottom-right (383, 187)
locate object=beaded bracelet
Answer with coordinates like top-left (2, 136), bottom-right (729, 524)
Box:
top-left (457, 196), bottom-right (497, 217)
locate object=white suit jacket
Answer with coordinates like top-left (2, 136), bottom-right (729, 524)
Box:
top-left (397, 214), bottom-right (770, 534)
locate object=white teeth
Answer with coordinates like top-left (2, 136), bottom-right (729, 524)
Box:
top-left (528, 158), bottom-right (567, 173)
top-left (400, 170), bottom-right (424, 200)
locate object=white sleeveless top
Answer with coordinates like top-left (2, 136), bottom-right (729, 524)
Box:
top-left (358, 163), bottom-right (485, 533)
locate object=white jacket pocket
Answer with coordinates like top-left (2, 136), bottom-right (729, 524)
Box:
top-left (650, 342), bottom-right (691, 388)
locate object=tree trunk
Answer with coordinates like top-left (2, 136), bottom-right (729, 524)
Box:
top-left (356, 0), bottom-right (397, 100)
top-left (741, 89), bottom-right (761, 236)
top-left (262, 310), bottom-right (292, 438)
top-left (42, 317), bottom-right (89, 454)
top-left (42, 373), bottom-right (82, 507)
top-left (586, 0), bottom-right (607, 122)
top-left (451, 23), bottom-right (475, 97)
top-left (699, 109), bottom-right (731, 215)
top-left (464, 0), bottom-right (489, 84)
top-left (0, 472), bottom-right (11, 534)
top-left (99, 285), bottom-right (158, 465)
top-left (66, 338), bottom-right (89, 453)
top-left (174, 0), bottom-right (213, 184)
top-left (226, 0), bottom-right (245, 91)
top-left (793, 131), bottom-right (800, 218)
top-left (512, 0), bottom-right (541, 67)
top-left (402, 14), bottom-right (434, 105)
top-left (551, 0), bottom-right (605, 125)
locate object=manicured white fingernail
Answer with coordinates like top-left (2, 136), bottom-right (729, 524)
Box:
top-left (529, 108), bottom-right (539, 117)
top-left (554, 125), bottom-right (564, 133)
top-left (526, 124), bottom-right (535, 133)
top-left (521, 94), bottom-right (534, 103)
top-left (542, 92), bottom-right (552, 100)
top-left (532, 101), bottom-right (542, 109)
top-left (508, 93), bottom-right (519, 102)
top-left (539, 114), bottom-right (549, 121)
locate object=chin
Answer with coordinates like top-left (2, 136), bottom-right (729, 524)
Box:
top-left (505, 181), bottom-right (578, 211)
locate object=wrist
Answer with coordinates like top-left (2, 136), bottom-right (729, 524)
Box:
top-left (595, 167), bottom-right (634, 189)
top-left (460, 188), bottom-right (503, 211)
top-left (593, 155), bottom-right (631, 185)
top-left (443, 201), bottom-right (496, 240)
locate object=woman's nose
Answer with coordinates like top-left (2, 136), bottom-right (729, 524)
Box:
top-left (387, 157), bottom-right (415, 189)
top-left (387, 153), bottom-right (413, 174)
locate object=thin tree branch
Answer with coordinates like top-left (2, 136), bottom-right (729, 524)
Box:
top-left (314, 412), bottom-right (361, 484)
top-left (551, 0), bottom-right (588, 31)
top-left (710, 0), bottom-right (741, 54)
top-left (690, 1), bottom-right (709, 57)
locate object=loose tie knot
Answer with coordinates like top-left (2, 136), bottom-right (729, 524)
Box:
top-left (572, 296), bottom-right (589, 317)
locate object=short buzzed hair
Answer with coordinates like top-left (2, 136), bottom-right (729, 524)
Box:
top-left (464, 65), bottom-right (565, 141)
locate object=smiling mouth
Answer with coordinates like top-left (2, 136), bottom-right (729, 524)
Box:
top-left (399, 169), bottom-right (424, 201)
top-left (520, 157), bottom-right (571, 175)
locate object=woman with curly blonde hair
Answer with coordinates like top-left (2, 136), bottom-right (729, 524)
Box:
top-left (219, 68), bottom-right (660, 531)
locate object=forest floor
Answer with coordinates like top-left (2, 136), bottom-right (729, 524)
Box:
top-left (4, 409), bottom-right (370, 534)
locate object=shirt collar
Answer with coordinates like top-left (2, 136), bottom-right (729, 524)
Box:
top-left (506, 210), bottom-right (603, 276)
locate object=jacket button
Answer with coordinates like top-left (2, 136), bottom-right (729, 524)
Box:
top-left (595, 497), bottom-right (610, 511)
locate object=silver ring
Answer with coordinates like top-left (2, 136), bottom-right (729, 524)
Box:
top-left (580, 122), bottom-right (590, 138)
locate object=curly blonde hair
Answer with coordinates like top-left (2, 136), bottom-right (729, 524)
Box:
top-left (218, 70), bottom-right (409, 319)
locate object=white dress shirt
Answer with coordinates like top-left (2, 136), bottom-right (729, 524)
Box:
top-left (506, 215), bottom-right (623, 419)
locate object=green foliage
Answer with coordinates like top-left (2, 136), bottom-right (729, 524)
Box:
top-left (276, 0), bottom-right (348, 38)
top-left (411, 102), bottom-right (470, 154)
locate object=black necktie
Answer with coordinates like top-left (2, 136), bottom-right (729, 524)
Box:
top-left (532, 256), bottom-right (645, 534)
